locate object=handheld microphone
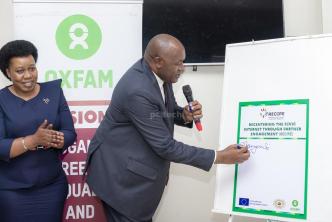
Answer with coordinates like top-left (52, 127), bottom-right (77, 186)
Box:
top-left (182, 85), bottom-right (203, 131)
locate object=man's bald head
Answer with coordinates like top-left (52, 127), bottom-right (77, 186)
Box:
top-left (144, 34), bottom-right (184, 62)
top-left (144, 34), bottom-right (186, 83)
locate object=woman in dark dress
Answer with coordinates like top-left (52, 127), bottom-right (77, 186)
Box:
top-left (0, 40), bottom-right (76, 222)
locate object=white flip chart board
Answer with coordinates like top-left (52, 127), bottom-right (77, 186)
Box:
top-left (213, 34), bottom-right (332, 222)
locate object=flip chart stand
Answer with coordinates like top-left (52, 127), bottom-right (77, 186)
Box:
top-left (227, 214), bottom-right (233, 222)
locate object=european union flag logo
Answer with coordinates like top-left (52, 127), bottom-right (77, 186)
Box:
top-left (239, 198), bottom-right (249, 206)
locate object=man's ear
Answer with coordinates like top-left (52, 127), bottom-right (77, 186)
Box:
top-left (154, 56), bottom-right (163, 69)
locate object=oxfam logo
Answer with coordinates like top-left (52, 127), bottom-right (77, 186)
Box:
top-left (56, 14), bottom-right (102, 60)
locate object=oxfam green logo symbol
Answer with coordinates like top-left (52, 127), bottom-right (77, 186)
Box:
top-left (292, 200), bottom-right (299, 207)
top-left (56, 14), bottom-right (102, 60)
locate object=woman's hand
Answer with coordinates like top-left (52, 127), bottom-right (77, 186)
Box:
top-left (51, 131), bottom-right (64, 149)
top-left (27, 120), bottom-right (65, 149)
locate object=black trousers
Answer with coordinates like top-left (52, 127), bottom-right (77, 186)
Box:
top-left (102, 202), bottom-right (152, 222)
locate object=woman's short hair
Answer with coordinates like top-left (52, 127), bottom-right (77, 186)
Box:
top-left (0, 40), bottom-right (38, 80)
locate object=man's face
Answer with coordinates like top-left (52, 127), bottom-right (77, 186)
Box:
top-left (157, 45), bottom-right (186, 83)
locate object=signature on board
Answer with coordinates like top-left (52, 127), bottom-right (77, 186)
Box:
top-left (240, 141), bottom-right (270, 154)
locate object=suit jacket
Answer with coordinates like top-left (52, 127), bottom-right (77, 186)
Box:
top-left (86, 59), bottom-right (215, 221)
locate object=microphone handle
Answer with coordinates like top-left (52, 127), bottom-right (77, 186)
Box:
top-left (188, 101), bottom-right (194, 112)
top-left (188, 102), bottom-right (203, 131)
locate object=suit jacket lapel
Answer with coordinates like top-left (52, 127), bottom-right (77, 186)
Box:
top-left (163, 83), bottom-right (174, 133)
top-left (141, 60), bottom-right (164, 104)
top-left (140, 60), bottom-right (173, 132)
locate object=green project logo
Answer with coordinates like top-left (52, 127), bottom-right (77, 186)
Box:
top-left (56, 14), bottom-right (102, 60)
top-left (292, 200), bottom-right (299, 207)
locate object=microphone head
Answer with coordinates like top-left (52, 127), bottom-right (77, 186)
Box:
top-left (182, 85), bottom-right (193, 102)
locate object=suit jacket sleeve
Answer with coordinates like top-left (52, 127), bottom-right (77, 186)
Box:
top-left (173, 104), bottom-right (193, 128)
top-left (125, 91), bottom-right (214, 171)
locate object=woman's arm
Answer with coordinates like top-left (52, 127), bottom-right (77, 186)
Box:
top-left (54, 89), bottom-right (76, 149)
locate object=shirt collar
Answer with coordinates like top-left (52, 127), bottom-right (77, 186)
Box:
top-left (152, 71), bottom-right (164, 89)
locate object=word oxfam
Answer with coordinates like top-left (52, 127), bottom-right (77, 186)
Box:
top-left (45, 69), bottom-right (113, 88)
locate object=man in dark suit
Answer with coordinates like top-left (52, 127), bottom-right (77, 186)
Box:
top-left (85, 34), bottom-right (250, 222)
